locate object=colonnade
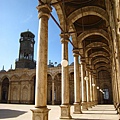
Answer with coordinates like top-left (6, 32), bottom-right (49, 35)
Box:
top-left (31, 3), bottom-right (98, 120)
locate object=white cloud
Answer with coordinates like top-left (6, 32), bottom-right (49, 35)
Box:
top-left (22, 14), bottom-right (33, 23)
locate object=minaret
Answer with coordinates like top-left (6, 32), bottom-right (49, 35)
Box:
top-left (15, 30), bottom-right (36, 69)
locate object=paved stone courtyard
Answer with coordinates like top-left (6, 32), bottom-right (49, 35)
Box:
top-left (0, 104), bottom-right (119, 120)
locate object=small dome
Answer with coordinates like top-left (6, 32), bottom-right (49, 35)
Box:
top-left (0, 66), bottom-right (6, 72)
top-left (57, 64), bottom-right (61, 67)
top-left (48, 64), bottom-right (54, 68)
top-left (0, 70), bottom-right (6, 72)
top-left (8, 68), bottom-right (14, 72)
top-left (70, 62), bottom-right (74, 66)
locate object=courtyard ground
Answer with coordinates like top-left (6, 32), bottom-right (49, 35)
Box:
top-left (0, 104), bottom-right (119, 120)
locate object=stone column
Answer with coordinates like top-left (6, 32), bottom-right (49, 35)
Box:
top-left (94, 75), bottom-right (98, 105)
top-left (18, 81), bottom-right (21, 103)
top-left (73, 49), bottom-right (82, 114)
top-left (52, 79), bottom-right (54, 105)
top-left (92, 75), bottom-right (95, 106)
top-left (81, 58), bottom-right (88, 110)
top-left (28, 81), bottom-right (31, 103)
top-left (8, 81), bottom-right (11, 103)
top-left (89, 71), bottom-right (93, 106)
top-left (31, 4), bottom-right (52, 120)
top-left (60, 34), bottom-right (72, 119)
top-left (86, 69), bottom-right (91, 108)
top-left (113, 69), bottom-right (119, 107)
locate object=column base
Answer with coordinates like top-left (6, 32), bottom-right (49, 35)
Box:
top-left (73, 102), bottom-right (82, 114)
top-left (31, 106), bottom-right (50, 120)
top-left (52, 101), bottom-right (54, 105)
top-left (95, 100), bottom-right (98, 105)
top-left (87, 102), bottom-right (92, 108)
top-left (82, 102), bottom-right (88, 110)
top-left (60, 104), bottom-right (72, 119)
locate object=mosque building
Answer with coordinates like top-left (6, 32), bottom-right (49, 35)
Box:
top-left (0, 30), bottom-right (112, 106)
top-left (0, 30), bottom-right (76, 105)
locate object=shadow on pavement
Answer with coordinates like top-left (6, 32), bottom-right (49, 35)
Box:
top-left (0, 109), bottom-right (27, 119)
top-left (88, 109), bottom-right (116, 111)
top-left (82, 113), bottom-right (117, 115)
top-left (72, 118), bottom-right (109, 120)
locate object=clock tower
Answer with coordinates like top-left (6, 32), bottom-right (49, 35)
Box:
top-left (15, 30), bottom-right (36, 69)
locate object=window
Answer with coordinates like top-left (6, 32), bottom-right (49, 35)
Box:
top-left (103, 89), bottom-right (109, 100)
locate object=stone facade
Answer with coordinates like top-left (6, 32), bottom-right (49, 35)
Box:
top-left (0, 63), bottom-right (113, 105)
top-left (0, 65), bottom-right (75, 105)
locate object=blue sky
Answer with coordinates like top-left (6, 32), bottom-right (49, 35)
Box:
top-left (0, 0), bottom-right (73, 70)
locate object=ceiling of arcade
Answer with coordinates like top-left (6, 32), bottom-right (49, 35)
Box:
top-left (49, 0), bottom-right (112, 81)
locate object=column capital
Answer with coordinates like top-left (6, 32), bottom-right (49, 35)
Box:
top-left (73, 49), bottom-right (79, 57)
top-left (37, 4), bottom-right (52, 19)
top-left (80, 57), bottom-right (85, 63)
top-left (86, 65), bottom-right (90, 71)
top-left (60, 33), bottom-right (69, 44)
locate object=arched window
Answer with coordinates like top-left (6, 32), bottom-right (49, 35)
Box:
top-left (1, 78), bottom-right (9, 103)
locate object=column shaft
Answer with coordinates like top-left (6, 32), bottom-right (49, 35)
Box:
top-left (60, 34), bottom-right (72, 119)
top-left (86, 70), bottom-right (91, 108)
top-left (31, 4), bottom-right (52, 120)
top-left (61, 40), bottom-right (69, 104)
top-left (89, 71), bottom-right (93, 106)
top-left (73, 50), bottom-right (82, 114)
top-left (74, 53), bottom-right (80, 102)
top-left (8, 82), bottom-right (11, 103)
top-left (35, 5), bottom-right (51, 107)
top-left (81, 59), bottom-right (87, 110)
top-left (52, 80), bottom-right (54, 105)
top-left (92, 76), bottom-right (95, 105)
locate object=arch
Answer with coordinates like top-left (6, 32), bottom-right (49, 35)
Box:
top-left (67, 6), bottom-right (109, 27)
top-left (69, 69), bottom-right (74, 74)
top-left (97, 66), bottom-right (111, 73)
top-left (10, 75), bottom-right (19, 81)
top-left (78, 29), bottom-right (109, 48)
top-left (12, 86), bottom-right (18, 101)
top-left (69, 24), bottom-right (78, 48)
top-left (1, 76), bottom-right (10, 82)
top-left (85, 42), bottom-right (110, 56)
top-left (95, 63), bottom-right (109, 70)
top-left (92, 57), bottom-right (109, 65)
top-left (20, 74), bottom-right (30, 80)
top-left (52, 0), bottom-right (64, 29)
top-left (47, 72), bottom-right (54, 79)
top-left (1, 77), bottom-right (9, 103)
top-left (47, 74), bottom-right (52, 81)
top-left (22, 86), bottom-right (28, 102)
top-left (89, 51), bottom-right (109, 58)
top-left (54, 72), bottom-right (61, 81)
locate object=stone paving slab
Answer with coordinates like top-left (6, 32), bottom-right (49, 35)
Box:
top-left (0, 104), bottom-right (119, 120)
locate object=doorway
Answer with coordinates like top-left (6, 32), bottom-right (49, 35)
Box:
top-left (1, 78), bottom-right (9, 103)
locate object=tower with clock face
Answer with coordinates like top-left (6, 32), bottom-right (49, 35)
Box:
top-left (15, 30), bottom-right (36, 69)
